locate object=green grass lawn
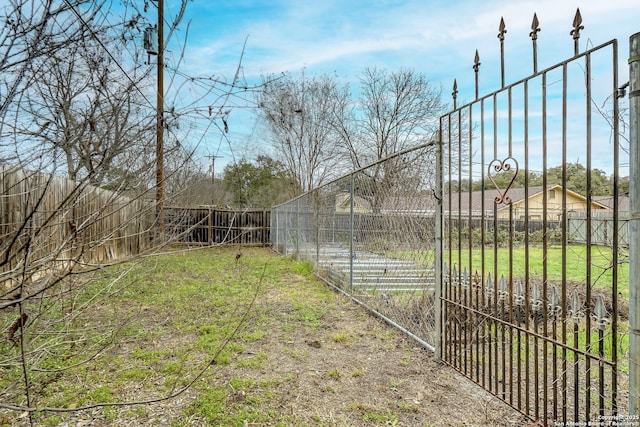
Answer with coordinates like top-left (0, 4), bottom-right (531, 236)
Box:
top-left (0, 245), bottom-right (629, 426)
top-left (0, 247), bottom-right (323, 426)
top-left (445, 244), bottom-right (629, 297)
top-left (395, 244), bottom-right (629, 298)
top-left (7, 246), bottom-right (484, 427)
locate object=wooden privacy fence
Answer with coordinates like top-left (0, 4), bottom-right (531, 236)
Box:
top-left (568, 211), bottom-right (629, 247)
top-left (164, 206), bottom-right (270, 246)
top-left (0, 166), bottom-right (153, 276)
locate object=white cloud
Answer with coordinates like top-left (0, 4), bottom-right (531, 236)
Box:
top-left (172, 0), bottom-right (638, 160)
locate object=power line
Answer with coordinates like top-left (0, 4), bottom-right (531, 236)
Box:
top-left (62, 0), bottom-right (155, 110)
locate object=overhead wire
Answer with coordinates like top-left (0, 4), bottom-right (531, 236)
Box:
top-left (64, 0), bottom-right (271, 185)
top-left (92, 1), bottom-right (152, 75)
top-left (62, 0), bottom-right (156, 111)
top-left (143, 2), bottom-right (260, 169)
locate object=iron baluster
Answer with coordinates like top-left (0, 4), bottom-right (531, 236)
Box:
top-left (569, 290), bottom-right (583, 420)
top-left (593, 295), bottom-right (610, 418)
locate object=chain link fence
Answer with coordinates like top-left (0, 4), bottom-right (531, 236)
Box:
top-left (272, 143), bottom-right (439, 347)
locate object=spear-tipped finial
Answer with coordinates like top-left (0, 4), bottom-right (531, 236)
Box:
top-left (529, 13), bottom-right (540, 40)
top-left (498, 275), bottom-right (508, 301)
top-left (498, 17), bottom-right (507, 41)
top-left (473, 49), bottom-right (480, 99)
top-left (530, 13), bottom-right (541, 73)
top-left (473, 271), bottom-right (481, 290)
top-left (548, 285), bottom-right (562, 319)
top-left (531, 282), bottom-right (543, 313)
top-left (498, 17), bottom-right (506, 87)
top-left (593, 295), bottom-right (611, 330)
top-left (485, 273), bottom-right (494, 300)
top-left (462, 267), bottom-right (469, 290)
top-left (570, 8), bottom-right (584, 55)
top-left (571, 8), bottom-right (583, 39)
top-left (569, 290), bottom-right (584, 323)
top-left (513, 280), bottom-right (525, 306)
top-left (452, 79), bottom-right (458, 109)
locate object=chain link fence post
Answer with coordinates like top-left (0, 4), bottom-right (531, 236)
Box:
top-left (629, 31), bottom-right (640, 416)
top-left (295, 197), bottom-right (300, 256)
top-left (349, 173), bottom-right (355, 293)
top-left (434, 138), bottom-right (443, 361)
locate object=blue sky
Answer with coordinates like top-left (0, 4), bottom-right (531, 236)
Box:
top-left (158, 0), bottom-right (638, 174)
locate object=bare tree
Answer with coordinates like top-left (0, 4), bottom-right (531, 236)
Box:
top-left (258, 71), bottom-right (351, 192)
top-left (0, 1), bottom-right (99, 111)
top-left (345, 67), bottom-right (444, 212)
top-left (17, 38), bottom-right (155, 185)
top-left (353, 66), bottom-right (444, 166)
top-left (0, 1), bottom-right (260, 424)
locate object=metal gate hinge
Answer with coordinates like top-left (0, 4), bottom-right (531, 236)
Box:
top-left (618, 82), bottom-right (630, 98)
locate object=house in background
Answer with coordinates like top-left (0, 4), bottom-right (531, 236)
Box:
top-left (335, 184), bottom-right (624, 220)
top-left (332, 185), bottom-right (628, 246)
top-left (334, 193), bottom-right (372, 214)
top-left (447, 184), bottom-right (611, 221)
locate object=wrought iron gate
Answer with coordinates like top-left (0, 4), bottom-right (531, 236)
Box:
top-left (438, 10), bottom-right (624, 425)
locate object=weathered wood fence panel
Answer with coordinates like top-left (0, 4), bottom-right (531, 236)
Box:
top-left (164, 207), bottom-right (270, 246)
top-left (568, 212), bottom-right (629, 247)
top-left (0, 166), bottom-right (153, 277)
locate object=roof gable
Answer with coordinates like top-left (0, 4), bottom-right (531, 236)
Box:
top-left (447, 184), bottom-right (611, 212)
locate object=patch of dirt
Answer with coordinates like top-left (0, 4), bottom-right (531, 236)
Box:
top-left (222, 289), bottom-right (528, 426)
top-left (108, 291), bottom-right (521, 425)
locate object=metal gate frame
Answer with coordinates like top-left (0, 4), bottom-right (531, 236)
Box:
top-left (436, 10), bottom-right (628, 425)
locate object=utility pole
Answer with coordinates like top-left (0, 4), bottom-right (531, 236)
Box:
top-left (205, 155), bottom-right (221, 185)
top-left (155, 0), bottom-right (164, 233)
top-left (205, 155), bottom-right (221, 206)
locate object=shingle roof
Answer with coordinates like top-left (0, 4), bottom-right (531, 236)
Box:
top-left (445, 186), bottom-right (547, 212)
top-left (373, 185), bottom-right (626, 213)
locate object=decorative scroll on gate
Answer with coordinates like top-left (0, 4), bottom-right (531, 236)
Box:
top-left (488, 157), bottom-right (519, 205)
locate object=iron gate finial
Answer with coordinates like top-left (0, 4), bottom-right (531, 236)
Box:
top-left (548, 285), bottom-right (562, 319)
top-left (452, 79), bottom-right (458, 110)
top-left (529, 13), bottom-right (540, 41)
top-left (570, 8), bottom-right (584, 55)
top-left (593, 295), bottom-right (611, 331)
top-left (473, 50), bottom-right (481, 99)
top-left (569, 290), bottom-right (584, 324)
top-left (485, 273), bottom-right (494, 301)
top-left (531, 282), bottom-right (543, 313)
top-left (498, 17), bottom-right (506, 41)
top-left (498, 17), bottom-right (507, 88)
top-left (498, 275), bottom-right (508, 301)
top-left (530, 13), bottom-right (540, 73)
